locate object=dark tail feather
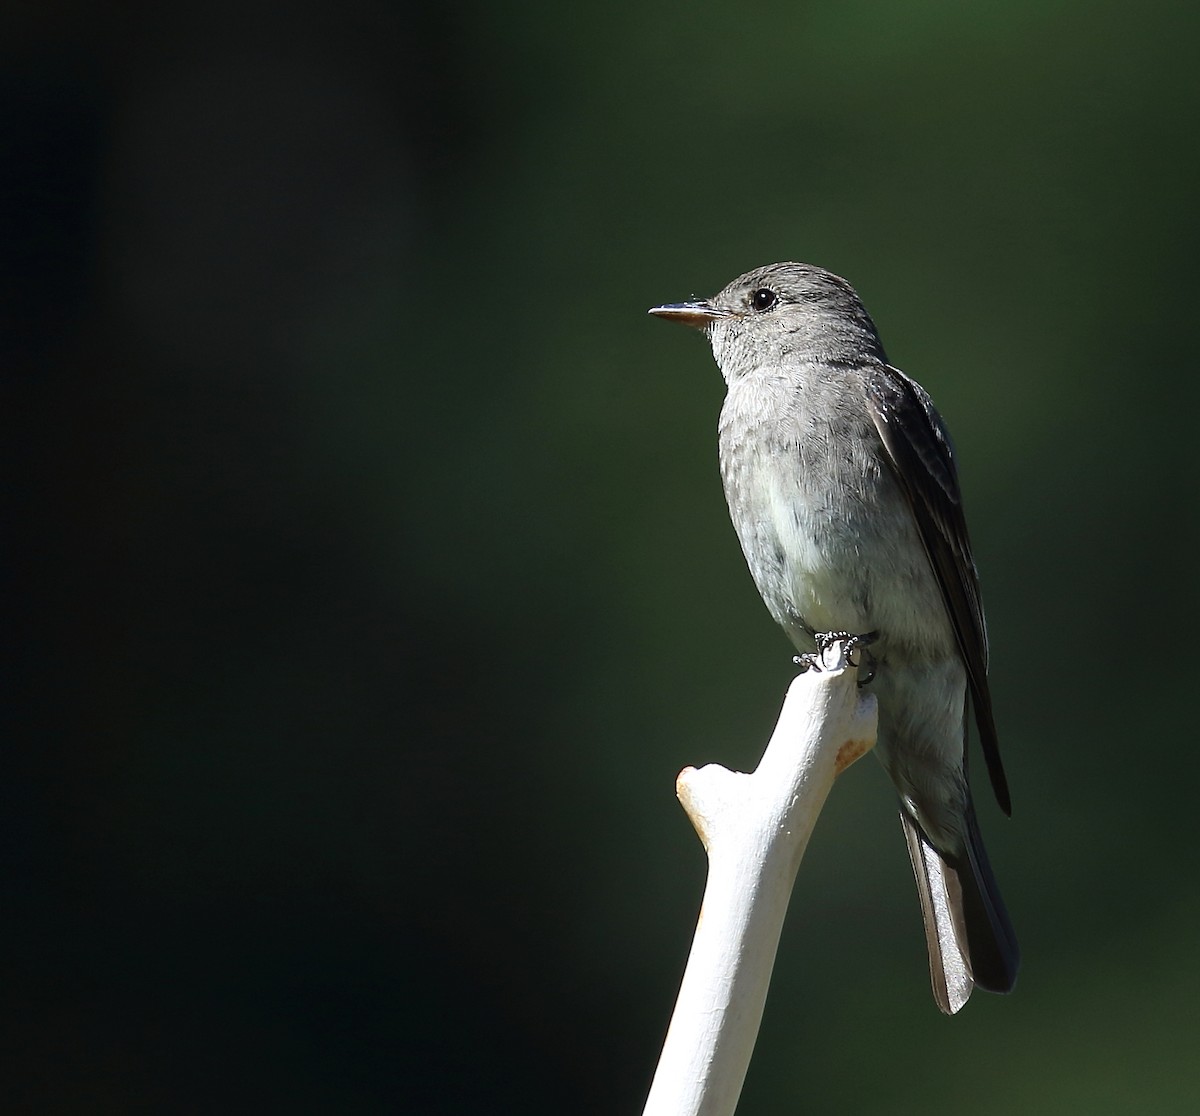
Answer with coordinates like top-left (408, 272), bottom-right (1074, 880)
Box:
top-left (959, 801), bottom-right (1019, 994)
top-left (900, 804), bottom-right (1019, 1014)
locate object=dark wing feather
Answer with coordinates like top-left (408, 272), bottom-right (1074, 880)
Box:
top-left (864, 364), bottom-right (1011, 815)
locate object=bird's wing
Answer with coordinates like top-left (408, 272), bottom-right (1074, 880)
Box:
top-left (864, 364), bottom-right (1010, 815)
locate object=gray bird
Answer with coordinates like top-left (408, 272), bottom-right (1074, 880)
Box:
top-left (649, 262), bottom-right (1017, 1013)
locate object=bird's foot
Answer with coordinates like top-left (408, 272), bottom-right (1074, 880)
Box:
top-left (796, 630), bottom-right (879, 684)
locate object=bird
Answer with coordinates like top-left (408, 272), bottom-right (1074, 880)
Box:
top-left (649, 262), bottom-right (1018, 1013)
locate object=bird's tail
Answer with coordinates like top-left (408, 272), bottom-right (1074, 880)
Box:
top-left (900, 803), bottom-right (1019, 1014)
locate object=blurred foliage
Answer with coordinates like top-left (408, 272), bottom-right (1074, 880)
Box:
top-left (6, 0), bottom-right (1200, 1111)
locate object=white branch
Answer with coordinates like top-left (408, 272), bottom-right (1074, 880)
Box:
top-left (642, 645), bottom-right (878, 1116)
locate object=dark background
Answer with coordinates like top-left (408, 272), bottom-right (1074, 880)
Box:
top-left (8, 1), bottom-right (1199, 1112)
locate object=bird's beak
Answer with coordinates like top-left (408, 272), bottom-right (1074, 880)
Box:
top-left (647, 300), bottom-right (730, 329)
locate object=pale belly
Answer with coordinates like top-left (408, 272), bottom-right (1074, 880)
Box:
top-left (725, 438), bottom-right (954, 662)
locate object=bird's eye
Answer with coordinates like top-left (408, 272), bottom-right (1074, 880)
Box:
top-left (750, 288), bottom-right (777, 312)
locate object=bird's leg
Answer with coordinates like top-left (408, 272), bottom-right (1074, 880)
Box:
top-left (802, 630), bottom-right (879, 684)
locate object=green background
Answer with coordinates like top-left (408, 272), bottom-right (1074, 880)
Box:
top-left (9, 0), bottom-right (1199, 1111)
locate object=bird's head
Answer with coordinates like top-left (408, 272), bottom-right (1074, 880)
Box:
top-left (649, 262), bottom-right (886, 381)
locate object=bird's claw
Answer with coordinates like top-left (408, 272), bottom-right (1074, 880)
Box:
top-left (792, 652), bottom-right (822, 673)
top-left (797, 630), bottom-right (879, 684)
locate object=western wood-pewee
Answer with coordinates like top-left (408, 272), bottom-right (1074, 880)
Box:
top-left (649, 262), bottom-right (1018, 1013)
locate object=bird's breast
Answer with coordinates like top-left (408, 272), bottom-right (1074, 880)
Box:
top-left (718, 375), bottom-right (949, 656)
